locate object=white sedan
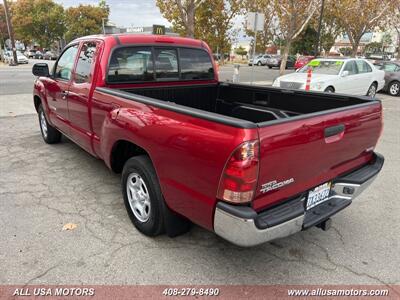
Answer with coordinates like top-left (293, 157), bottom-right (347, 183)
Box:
top-left (272, 58), bottom-right (385, 97)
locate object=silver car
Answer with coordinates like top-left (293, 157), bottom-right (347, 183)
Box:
top-left (248, 54), bottom-right (271, 66)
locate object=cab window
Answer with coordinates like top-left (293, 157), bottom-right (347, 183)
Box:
top-left (154, 48), bottom-right (178, 79)
top-left (179, 48), bottom-right (214, 80)
top-left (54, 45), bottom-right (79, 80)
top-left (108, 47), bottom-right (154, 83)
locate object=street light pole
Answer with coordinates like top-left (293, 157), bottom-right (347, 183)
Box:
top-left (314, 0), bottom-right (325, 56)
top-left (3, 0), bottom-right (18, 65)
top-left (102, 18), bottom-right (106, 34)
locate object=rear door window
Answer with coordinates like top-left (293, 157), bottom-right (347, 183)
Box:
top-left (179, 48), bottom-right (214, 80)
top-left (355, 60), bottom-right (372, 73)
top-left (154, 48), bottom-right (178, 80)
top-left (74, 42), bottom-right (97, 83)
top-left (343, 61), bottom-right (358, 75)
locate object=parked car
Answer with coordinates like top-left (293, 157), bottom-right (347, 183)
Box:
top-left (375, 61), bottom-right (400, 96)
top-left (248, 54), bottom-right (271, 66)
top-left (32, 34), bottom-right (384, 247)
top-left (4, 51), bottom-right (29, 64)
top-left (294, 55), bottom-right (314, 70)
top-left (34, 51), bottom-right (44, 59)
top-left (273, 58), bottom-right (385, 97)
top-left (43, 51), bottom-right (58, 60)
top-left (266, 55), bottom-right (296, 69)
top-left (26, 49), bottom-right (37, 58)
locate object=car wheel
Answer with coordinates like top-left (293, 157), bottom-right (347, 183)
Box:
top-left (324, 86), bottom-right (335, 93)
top-left (268, 66), bottom-right (272, 69)
top-left (388, 81), bottom-right (400, 96)
top-left (38, 104), bottom-right (61, 144)
top-left (122, 156), bottom-right (165, 236)
top-left (367, 83), bottom-right (377, 98)
top-left (257, 61), bottom-right (262, 66)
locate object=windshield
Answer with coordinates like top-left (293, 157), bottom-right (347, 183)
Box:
top-left (298, 60), bottom-right (343, 75)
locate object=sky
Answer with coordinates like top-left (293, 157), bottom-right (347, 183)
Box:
top-left (55, 0), bottom-right (172, 28)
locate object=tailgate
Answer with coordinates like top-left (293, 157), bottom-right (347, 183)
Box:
top-left (253, 102), bottom-right (382, 211)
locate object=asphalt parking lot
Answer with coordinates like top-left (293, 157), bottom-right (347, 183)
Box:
top-left (0, 61), bottom-right (399, 285)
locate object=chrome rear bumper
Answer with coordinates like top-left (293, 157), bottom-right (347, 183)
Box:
top-left (214, 153), bottom-right (384, 247)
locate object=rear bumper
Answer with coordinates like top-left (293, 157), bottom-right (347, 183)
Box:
top-left (214, 152), bottom-right (384, 247)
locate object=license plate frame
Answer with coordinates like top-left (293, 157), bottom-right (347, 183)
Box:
top-left (306, 182), bottom-right (332, 210)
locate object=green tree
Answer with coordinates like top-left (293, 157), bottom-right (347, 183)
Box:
top-left (0, 4), bottom-right (9, 49)
top-left (12, 0), bottom-right (65, 48)
top-left (65, 3), bottom-right (109, 42)
top-left (156, 0), bottom-right (202, 38)
top-left (338, 47), bottom-right (352, 56)
top-left (291, 25), bottom-right (318, 55)
top-left (274, 0), bottom-right (321, 75)
top-left (364, 42), bottom-right (383, 54)
top-left (331, 0), bottom-right (395, 57)
top-left (318, 1), bottom-right (343, 55)
top-left (235, 46), bottom-right (247, 59)
top-left (195, 0), bottom-right (243, 62)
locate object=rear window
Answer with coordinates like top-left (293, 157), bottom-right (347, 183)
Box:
top-left (108, 47), bottom-right (154, 83)
top-left (179, 48), bottom-right (214, 80)
top-left (107, 46), bottom-right (214, 83)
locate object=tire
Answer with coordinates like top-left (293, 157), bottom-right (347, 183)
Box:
top-left (122, 156), bottom-right (165, 236)
top-left (388, 81), bottom-right (400, 96)
top-left (38, 104), bottom-right (61, 144)
top-left (367, 82), bottom-right (377, 98)
top-left (324, 86), bottom-right (335, 93)
top-left (257, 61), bottom-right (262, 66)
top-left (268, 66), bottom-right (272, 69)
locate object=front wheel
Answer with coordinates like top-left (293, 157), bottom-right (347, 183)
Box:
top-left (367, 83), bottom-right (377, 98)
top-left (388, 81), bottom-right (400, 96)
top-left (38, 104), bottom-right (61, 144)
top-left (257, 61), bottom-right (262, 66)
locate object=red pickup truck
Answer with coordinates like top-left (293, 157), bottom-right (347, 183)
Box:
top-left (32, 34), bottom-right (384, 247)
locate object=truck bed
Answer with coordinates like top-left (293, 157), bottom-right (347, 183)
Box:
top-left (118, 83), bottom-right (372, 125)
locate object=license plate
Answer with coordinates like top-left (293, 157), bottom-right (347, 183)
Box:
top-left (306, 182), bottom-right (331, 210)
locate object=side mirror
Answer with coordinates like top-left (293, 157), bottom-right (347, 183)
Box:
top-left (32, 63), bottom-right (50, 77)
top-left (341, 70), bottom-right (349, 77)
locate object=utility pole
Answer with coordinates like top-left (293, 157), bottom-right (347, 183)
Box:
top-left (314, 0), bottom-right (325, 57)
top-left (3, 0), bottom-right (18, 66)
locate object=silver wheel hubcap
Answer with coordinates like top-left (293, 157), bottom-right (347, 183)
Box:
top-left (390, 83), bottom-right (399, 95)
top-left (126, 173), bottom-right (151, 222)
top-left (40, 111), bottom-right (48, 138)
top-left (368, 85), bottom-right (376, 97)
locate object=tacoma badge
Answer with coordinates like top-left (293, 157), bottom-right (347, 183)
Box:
top-left (260, 178), bottom-right (295, 193)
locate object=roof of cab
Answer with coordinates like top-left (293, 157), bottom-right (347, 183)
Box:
top-left (72, 34), bottom-right (205, 49)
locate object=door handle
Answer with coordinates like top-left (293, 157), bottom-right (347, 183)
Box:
top-left (324, 124), bottom-right (345, 143)
top-left (61, 91), bottom-right (68, 100)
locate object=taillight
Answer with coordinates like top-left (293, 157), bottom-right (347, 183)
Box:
top-left (217, 140), bottom-right (259, 204)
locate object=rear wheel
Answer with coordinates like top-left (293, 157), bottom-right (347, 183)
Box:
top-left (38, 104), bottom-right (61, 144)
top-left (122, 156), bottom-right (165, 236)
top-left (324, 86), bottom-right (335, 93)
top-left (388, 81), bottom-right (400, 96)
top-left (268, 66), bottom-right (272, 69)
top-left (257, 61), bottom-right (262, 66)
top-left (367, 83), bottom-right (377, 98)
